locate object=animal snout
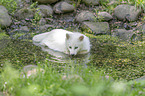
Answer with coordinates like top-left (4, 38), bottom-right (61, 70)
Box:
top-left (70, 54), bottom-right (75, 56)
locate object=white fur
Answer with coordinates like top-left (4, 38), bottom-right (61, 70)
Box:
top-left (33, 29), bottom-right (90, 55)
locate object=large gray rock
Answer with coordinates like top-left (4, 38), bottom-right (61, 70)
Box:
top-left (53, 2), bottom-right (75, 14)
top-left (82, 0), bottom-right (100, 6)
top-left (14, 8), bottom-right (34, 20)
top-left (112, 29), bottom-right (143, 42)
top-left (0, 6), bottom-right (12, 28)
top-left (98, 12), bottom-right (113, 21)
top-left (38, 5), bottom-right (53, 17)
top-left (33, 0), bottom-right (59, 4)
top-left (114, 4), bottom-right (142, 21)
top-left (112, 29), bottom-right (133, 41)
top-left (82, 21), bottom-right (110, 35)
top-left (75, 11), bottom-right (96, 23)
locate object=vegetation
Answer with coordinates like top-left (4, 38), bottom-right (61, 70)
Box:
top-left (0, 0), bottom-right (18, 14)
top-left (99, 0), bottom-right (145, 14)
top-left (0, 62), bottom-right (145, 96)
top-left (0, 0), bottom-right (145, 95)
top-left (1, 33), bottom-right (145, 95)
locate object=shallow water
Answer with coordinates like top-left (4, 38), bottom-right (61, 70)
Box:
top-left (0, 39), bottom-right (91, 67)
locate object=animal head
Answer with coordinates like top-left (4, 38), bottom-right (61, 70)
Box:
top-left (66, 33), bottom-right (84, 56)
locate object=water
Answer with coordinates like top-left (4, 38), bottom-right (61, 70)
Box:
top-left (33, 42), bottom-right (91, 65)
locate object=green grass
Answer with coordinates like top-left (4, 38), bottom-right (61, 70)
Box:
top-left (0, 0), bottom-right (145, 95)
top-left (0, 0), bottom-right (18, 14)
top-left (0, 61), bottom-right (145, 96)
top-left (0, 33), bottom-right (145, 96)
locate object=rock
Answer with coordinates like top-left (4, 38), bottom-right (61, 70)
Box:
top-left (53, 2), bottom-right (75, 14)
top-left (0, 92), bottom-right (5, 96)
top-left (75, 11), bottom-right (96, 23)
top-left (19, 26), bottom-right (30, 32)
top-left (114, 4), bottom-right (142, 21)
top-left (82, 21), bottom-right (110, 35)
top-left (17, 0), bottom-right (32, 8)
top-left (112, 29), bottom-right (143, 42)
top-left (22, 65), bottom-right (44, 78)
top-left (14, 8), bottom-right (34, 20)
top-left (98, 12), bottom-right (113, 21)
top-left (0, 6), bottom-right (12, 28)
top-left (82, 0), bottom-right (99, 6)
top-left (38, 5), bottom-right (53, 17)
top-left (8, 26), bottom-right (31, 39)
top-left (39, 24), bottom-right (54, 31)
top-left (39, 18), bottom-right (46, 25)
top-left (23, 65), bottom-right (37, 72)
top-left (112, 29), bottom-right (133, 41)
top-left (33, 0), bottom-right (59, 4)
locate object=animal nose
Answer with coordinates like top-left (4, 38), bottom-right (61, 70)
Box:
top-left (70, 54), bottom-right (75, 56)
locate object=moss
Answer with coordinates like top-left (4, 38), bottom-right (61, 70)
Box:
top-left (88, 34), bottom-right (145, 80)
top-left (0, 32), bottom-right (9, 40)
top-left (0, 40), bottom-right (47, 70)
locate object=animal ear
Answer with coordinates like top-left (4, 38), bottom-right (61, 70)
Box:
top-left (66, 33), bottom-right (70, 40)
top-left (79, 35), bottom-right (84, 41)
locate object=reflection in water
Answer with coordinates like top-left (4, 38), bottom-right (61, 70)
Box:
top-left (33, 42), bottom-right (90, 65)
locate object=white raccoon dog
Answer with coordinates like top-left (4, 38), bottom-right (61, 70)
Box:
top-left (33, 29), bottom-right (90, 56)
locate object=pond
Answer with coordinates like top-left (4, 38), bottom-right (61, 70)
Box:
top-left (0, 33), bottom-right (145, 81)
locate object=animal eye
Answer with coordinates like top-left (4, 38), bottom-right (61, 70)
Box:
top-left (69, 46), bottom-right (72, 49)
top-left (75, 47), bottom-right (78, 49)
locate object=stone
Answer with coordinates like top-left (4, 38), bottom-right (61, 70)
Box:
top-left (112, 29), bottom-right (143, 42)
top-left (53, 2), bottom-right (75, 14)
top-left (39, 18), bottom-right (46, 25)
top-left (82, 21), bottom-right (110, 35)
top-left (22, 65), bottom-right (44, 78)
top-left (0, 6), bottom-right (12, 28)
top-left (33, 0), bottom-right (59, 4)
top-left (75, 11), bottom-right (96, 23)
top-left (19, 26), bottom-right (29, 32)
top-left (8, 26), bottom-right (31, 39)
top-left (82, 0), bottom-right (99, 6)
top-left (39, 24), bottom-right (54, 31)
top-left (98, 12), bottom-right (113, 21)
top-left (0, 92), bottom-right (5, 96)
top-left (23, 65), bottom-right (37, 72)
top-left (14, 8), bottom-right (34, 20)
top-left (114, 4), bottom-right (142, 21)
top-left (38, 5), bottom-right (53, 17)
top-left (112, 29), bottom-right (133, 41)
